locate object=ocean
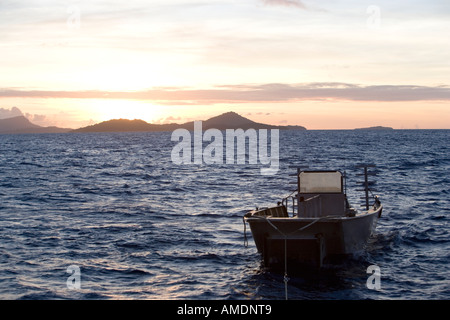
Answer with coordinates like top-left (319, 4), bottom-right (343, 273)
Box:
top-left (0, 129), bottom-right (448, 300)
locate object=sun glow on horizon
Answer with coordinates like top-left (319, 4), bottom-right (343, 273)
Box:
top-left (90, 99), bottom-right (164, 123)
top-left (1, 1), bottom-right (449, 130)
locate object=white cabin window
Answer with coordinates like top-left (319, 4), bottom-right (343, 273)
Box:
top-left (299, 171), bottom-right (342, 193)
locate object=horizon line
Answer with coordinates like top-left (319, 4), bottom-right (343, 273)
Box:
top-left (4, 112), bottom-right (450, 131)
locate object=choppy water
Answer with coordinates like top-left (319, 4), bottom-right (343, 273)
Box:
top-left (0, 130), bottom-right (448, 300)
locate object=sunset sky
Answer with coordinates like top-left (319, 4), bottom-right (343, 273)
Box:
top-left (1, 0), bottom-right (449, 129)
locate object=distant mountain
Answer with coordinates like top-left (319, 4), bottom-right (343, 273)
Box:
top-left (179, 111), bottom-right (304, 130)
top-left (354, 125), bottom-right (394, 130)
top-left (193, 112), bottom-right (267, 130)
top-left (72, 111), bottom-right (306, 133)
top-left (0, 116), bottom-right (71, 134)
top-left (72, 118), bottom-right (179, 133)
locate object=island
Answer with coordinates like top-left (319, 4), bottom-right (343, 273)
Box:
top-left (71, 111), bottom-right (307, 133)
top-left (354, 126), bottom-right (394, 131)
top-left (0, 111), bottom-right (306, 134)
top-left (0, 116), bottom-right (72, 134)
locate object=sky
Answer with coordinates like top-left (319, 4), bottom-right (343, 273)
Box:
top-left (1, 0), bottom-right (449, 129)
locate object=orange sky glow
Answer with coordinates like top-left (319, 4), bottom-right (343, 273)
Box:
top-left (1, 1), bottom-right (449, 129)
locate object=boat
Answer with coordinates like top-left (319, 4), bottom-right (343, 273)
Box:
top-left (243, 165), bottom-right (382, 270)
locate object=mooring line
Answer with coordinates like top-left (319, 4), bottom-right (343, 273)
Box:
top-left (244, 215), bottom-right (340, 300)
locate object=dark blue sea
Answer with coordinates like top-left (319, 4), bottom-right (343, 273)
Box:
top-left (0, 130), bottom-right (448, 300)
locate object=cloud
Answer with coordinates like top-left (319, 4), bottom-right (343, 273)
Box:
top-left (25, 113), bottom-right (47, 123)
top-left (0, 106), bottom-right (23, 119)
top-left (1, 83), bottom-right (450, 105)
top-left (261, 0), bottom-right (306, 9)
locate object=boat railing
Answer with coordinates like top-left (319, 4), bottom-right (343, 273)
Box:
top-left (281, 189), bottom-right (297, 216)
top-left (355, 164), bottom-right (378, 210)
top-left (282, 165), bottom-right (380, 216)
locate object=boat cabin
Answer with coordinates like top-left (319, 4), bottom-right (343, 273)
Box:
top-left (251, 170), bottom-right (356, 219)
top-left (297, 171), bottom-right (347, 218)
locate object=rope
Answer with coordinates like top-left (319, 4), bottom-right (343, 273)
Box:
top-left (245, 214), bottom-right (341, 300)
top-left (284, 237), bottom-right (289, 300)
top-left (243, 216), bottom-right (248, 247)
top-left (258, 214), bottom-right (339, 237)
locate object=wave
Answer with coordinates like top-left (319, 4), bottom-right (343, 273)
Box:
top-left (1, 130), bottom-right (449, 299)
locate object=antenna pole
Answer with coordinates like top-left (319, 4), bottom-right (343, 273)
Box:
top-left (364, 166), bottom-right (369, 210)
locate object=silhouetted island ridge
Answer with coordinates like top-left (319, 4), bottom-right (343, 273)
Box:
top-left (0, 116), bottom-right (72, 134)
top-left (1, 111), bottom-right (398, 134)
top-left (354, 126), bottom-right (394, 130)
top-left (71, 112), bottom-right (307, 133)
